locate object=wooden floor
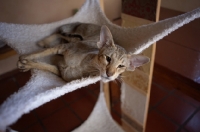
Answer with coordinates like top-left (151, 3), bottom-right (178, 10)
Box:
top-left (146, 64), bottom-right (200, 132)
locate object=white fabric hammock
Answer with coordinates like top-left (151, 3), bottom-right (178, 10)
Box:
top-left (0, 0), bottom-right (199, 131)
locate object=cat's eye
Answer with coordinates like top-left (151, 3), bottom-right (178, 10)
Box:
top-left (106, 56), bottom-right (111, 63)
top-left (118, 65), bottom-right (125, 68)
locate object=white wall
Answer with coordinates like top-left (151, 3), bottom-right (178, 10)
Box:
top-left (104, 0), bottom-right (121, 20)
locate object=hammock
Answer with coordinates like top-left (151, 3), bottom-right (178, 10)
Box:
top-left (0, 0), bottom-right (199, 131)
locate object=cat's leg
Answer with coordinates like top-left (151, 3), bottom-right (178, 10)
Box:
top-left (59, 22), bottom-right (83, 42)
top-left (59, 22), bottom-right (81, 33)
top-left (18, 60), bottom-right (60, 76)
top-left (38, 34), bottom-right (64, 48)
top-left (38, 34), bottom-right (78, 48)
top-left (38, 33), bottom-right (82, 48)
top-left (20, 44), bottom-right (67, 61)
top-left (57, 62), bottom-right (83, 82)
top-left (61, 33), bottom-right (83, 42)
top-left (58, 63), bottom-right (69, 81)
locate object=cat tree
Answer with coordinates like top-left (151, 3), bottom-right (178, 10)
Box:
top-left (0, 0), bottom-right (199, 131)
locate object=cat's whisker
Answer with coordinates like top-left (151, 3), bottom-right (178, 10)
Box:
top-left (115, 79), bottom-right (122, 86)
top-left (119, 74), bottom-right (132, 78)
top-left (112, 79), bottom-right (118, 84)
top-left (116, 77), bottom-right (121, 83)
top-left (117, 75), bottom-right (126, 83)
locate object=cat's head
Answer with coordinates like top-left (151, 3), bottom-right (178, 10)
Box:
top-left (97, 25), bottom-right (150, 82)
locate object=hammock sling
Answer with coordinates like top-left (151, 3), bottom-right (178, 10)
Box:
top-left (0, 0), bottom-right (200, 131)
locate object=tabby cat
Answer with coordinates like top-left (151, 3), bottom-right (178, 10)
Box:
top-left (18, 23), bottom-right (149, 82)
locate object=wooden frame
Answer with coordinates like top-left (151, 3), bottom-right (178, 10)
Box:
top-left (102, 0), bottom-right (161, 131)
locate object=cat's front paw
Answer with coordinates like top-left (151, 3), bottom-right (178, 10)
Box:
top-left (19, 55), bottom-right (29, 61)
top-left (17, 60), bottom-right (31, 72)
top-left (19, 54), bottom-right (34, 61)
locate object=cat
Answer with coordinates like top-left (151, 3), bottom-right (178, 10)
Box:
top-left (17, 22), bottom-right (150, 82)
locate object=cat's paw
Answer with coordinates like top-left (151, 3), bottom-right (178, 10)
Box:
top-left (37, 41), bottom-right (50, 48)
top-left (17, 60), bottom-right (31, 72)
top-left (19, 55), bottom-right (29, 61)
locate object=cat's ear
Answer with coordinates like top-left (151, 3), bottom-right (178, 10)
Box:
top-left (97, 25), bottom-right (115, 48)
top-left (127, 54), bottom-right (150, 71)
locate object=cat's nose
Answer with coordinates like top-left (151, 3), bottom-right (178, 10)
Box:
top-left (106, 71), bottom-right (114, 77)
